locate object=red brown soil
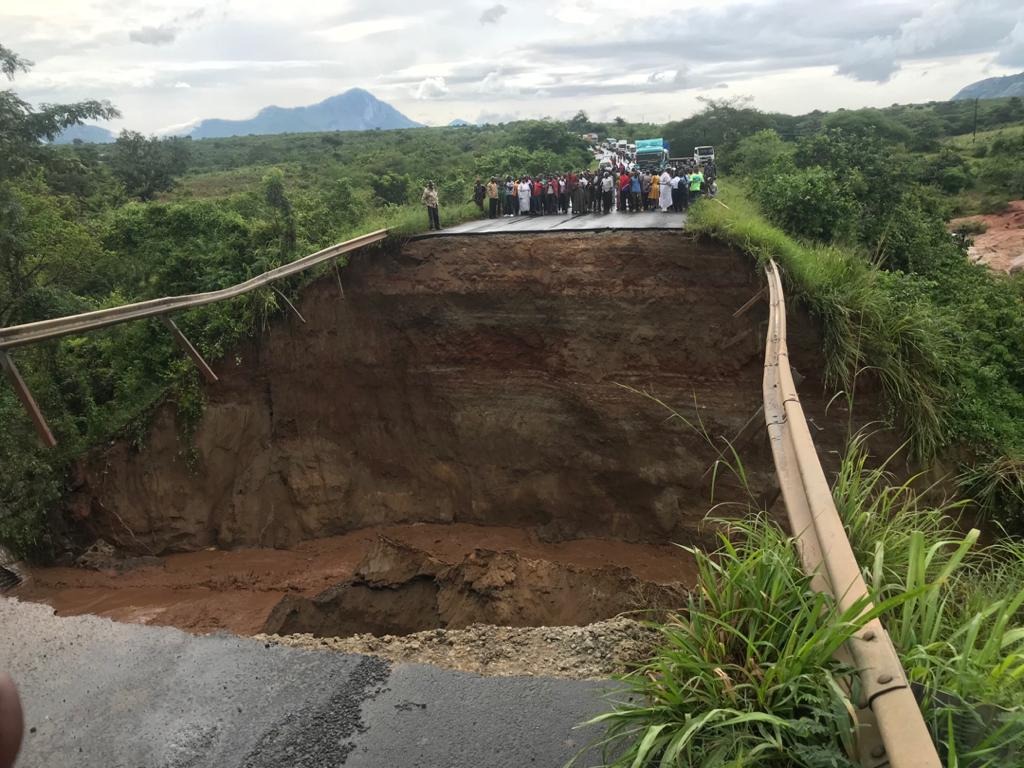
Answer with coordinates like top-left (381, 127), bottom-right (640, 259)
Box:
top-left (15, 523), bottom-right (695, 636)
top-left (63, 231), bottom-right (859, 557)
top-left (19, 230), bottom-right (877, 645)
top-left (951, 200), bottom-right (1024, 274)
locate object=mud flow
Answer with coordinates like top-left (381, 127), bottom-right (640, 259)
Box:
top-left (15, 231), bottom-right (858, 640)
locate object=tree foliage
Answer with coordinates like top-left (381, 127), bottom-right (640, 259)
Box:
top-left (109, 130), bottom-right (191, 201)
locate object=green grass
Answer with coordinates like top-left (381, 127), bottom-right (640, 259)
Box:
top-left (580, 435), bottom-right (1024, 767)
top-left (686, 187), bottom-right (950, 460)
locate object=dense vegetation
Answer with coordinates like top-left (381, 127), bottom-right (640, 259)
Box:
top-left (0, 44), bottom-right (590, 554)
top-left (684, 120), bottom-right (1024, 525)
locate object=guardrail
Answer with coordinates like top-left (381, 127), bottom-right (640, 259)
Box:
top-left (0, 229), bottom-right (389, 447)
top-left (762, 260), bottom-right (940, 768)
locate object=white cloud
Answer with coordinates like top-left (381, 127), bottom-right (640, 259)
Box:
top-left (413, 76), bottom-right (449, 99)
top-left (129, 25), bottom-right (178, 46)
top-left (315, 16), bottom-right (417, 44)
top-left (997, 21), bottom-right (1024, 68)
top-left (4, 0), bottom-right (1023, 134)
top-left (479, 4), bottom-right (508, 24)
top-left (173, 81), bottom-right (191, 88)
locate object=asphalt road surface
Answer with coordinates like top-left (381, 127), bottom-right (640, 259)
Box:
top-left (0, 599), bottom-right (613, 768)
top-left (431, 210), bottom-right (686, 236)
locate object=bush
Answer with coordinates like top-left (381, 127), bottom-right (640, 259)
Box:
top-left (729, 129), bottom-right (794, 178)
top-left (753, 167), bottom-right (857, 243)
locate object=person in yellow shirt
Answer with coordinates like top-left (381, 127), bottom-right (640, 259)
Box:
top-left (422, 182), bottom-right (440, 230)
top-left (486, 177), bottom-right (499, 219)
top-left (648, 173), bottom-right (661, 210)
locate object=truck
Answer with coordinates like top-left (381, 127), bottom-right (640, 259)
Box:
top-left (635, 138), bottom-right (670, 171)
top-left (693, 146), bottom-right (715, 165)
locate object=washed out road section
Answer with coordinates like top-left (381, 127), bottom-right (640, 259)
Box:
top-left (0, 599), bottom-right (609, 768)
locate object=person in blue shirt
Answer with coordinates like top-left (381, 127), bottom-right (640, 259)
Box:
top-left (629, 172), bottom-right (642, 213)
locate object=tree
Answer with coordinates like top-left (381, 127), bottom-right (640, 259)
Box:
top-left (0, 47), bottom-right (119, 181)
top-left (108, 131), bottom-right (190, 201)
top-left (613, 116), bottom-right (626, 127)
top-left (262, 169), bottom-right (296, 258)
top-left (729, 130), bottom-right (794, 177)
top-left (567, 110), bottom-right (596, 133)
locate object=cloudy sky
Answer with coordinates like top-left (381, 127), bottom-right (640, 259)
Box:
top-left (4, 0), bottom-right (1024, 134)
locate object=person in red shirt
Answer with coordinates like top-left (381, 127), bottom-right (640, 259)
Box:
top-left (619, 172), bottom-right (631, 212)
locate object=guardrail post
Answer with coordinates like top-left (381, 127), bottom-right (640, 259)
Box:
top-left (0, 349), bottom-right (57, 448)
top-left (160, 317), bottom-right (218, 384)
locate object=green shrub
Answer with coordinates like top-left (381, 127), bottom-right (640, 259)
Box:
top-left (578, 518), bottom-right (865, 767)
top-left (753, 167), bottom-right (857, 243)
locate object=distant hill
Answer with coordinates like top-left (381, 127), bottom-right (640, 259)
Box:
top-left (188, 89), bottom-right (422, 139)
top-left (449, 119), bottom-right (471, 127)
top-left (52, 124), bottom-right (116, 144)
top-left (953, 72), bottom-right (1024, 101)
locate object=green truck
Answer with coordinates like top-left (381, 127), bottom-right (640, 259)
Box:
top-left (635, 138), bottom-right (669, 171)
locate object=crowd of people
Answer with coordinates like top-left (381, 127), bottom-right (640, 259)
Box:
top-left (424, 161), bottom-right (717, 230)
top-left (477, 164), bottom-right (715, 218)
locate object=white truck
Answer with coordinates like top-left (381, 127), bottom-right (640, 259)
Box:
top-left (693, 146), bottom-right (715, 165)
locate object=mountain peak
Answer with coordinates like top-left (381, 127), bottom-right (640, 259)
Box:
top-left (189, 89), bottom-right (422, 139)
top-left (953, 72), bottom-right (1024, 101)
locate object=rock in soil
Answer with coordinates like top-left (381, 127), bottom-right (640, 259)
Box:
top-left (256, 616), bottom-right (662, 681)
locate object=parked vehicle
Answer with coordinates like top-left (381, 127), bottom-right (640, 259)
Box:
top-left (693, 146), bottom-right (715, 165)
top-left (635, 138), bottom-right (670, 171)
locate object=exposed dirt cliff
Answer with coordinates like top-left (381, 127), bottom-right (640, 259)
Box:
top-left (65, 230), bottom-right (855, 555)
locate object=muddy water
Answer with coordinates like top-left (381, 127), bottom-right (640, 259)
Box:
top-left (15, 523), bottom-right (696, 636)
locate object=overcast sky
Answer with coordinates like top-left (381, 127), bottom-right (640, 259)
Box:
top-left (5, 0), bottom-right (1024, 134)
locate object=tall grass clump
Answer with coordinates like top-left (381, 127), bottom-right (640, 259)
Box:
top-left (577, 517), bottom-right (877, 768)
top-left (833, 437), bottom-right (1024, 764)
top-left (687, 189), bottom-right (951, 460)
top-left (580, 429), bottom-right (1024, 767)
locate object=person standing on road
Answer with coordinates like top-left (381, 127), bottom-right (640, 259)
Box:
top-left (422, 181), bottom-right (441, 230)
top-left (601, 172), bottom-right (614, 215)
top-left (641, 172), bottom-right (652, 211)
top-left (504, 177), bottom-right (516, 216)
top-left (659, 168), bottom-right (673, 212)
top-left (518, 177), bottom-right (531, 215)
top-left (473, 177), bottom-right (486, 215)
top-left (618, 170), bottom-right (630, 212)
top-left (630, 172), bottom-right (642, 213)
top-left (648, 172), bottom-right (660, 211)
top-left (670, 170), bottom-right (681, 212)
top-left (486, 177), bottom-right (499, 219)
top-left (689, 167), bottom-right (705, 206)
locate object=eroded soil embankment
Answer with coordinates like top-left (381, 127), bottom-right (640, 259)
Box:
top-left (64, 230), bottom-right (852, 556)
top-left (17, 230), bottom-right (866, 647)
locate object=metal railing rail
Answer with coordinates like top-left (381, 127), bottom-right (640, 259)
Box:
top-left (762, 260), bottom-right (940, 768)
top-left (0, 229), bottom-right (389, 447)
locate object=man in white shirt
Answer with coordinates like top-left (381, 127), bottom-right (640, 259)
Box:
top-left (601, 173), bottom-right (615, 215)
top-left (659, 169), bottom-right (673, 212)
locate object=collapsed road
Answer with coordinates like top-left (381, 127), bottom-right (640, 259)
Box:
top-left (0, 223), bottom-right (881, 766)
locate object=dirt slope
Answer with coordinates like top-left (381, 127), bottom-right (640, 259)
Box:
top-left (65, 230), bottom-right (854, 555)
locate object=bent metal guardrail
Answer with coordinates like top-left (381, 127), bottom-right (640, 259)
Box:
top-left (0, 229), bottom-right (388, 447)
top-left (762, 260), bottom-right (940, 768)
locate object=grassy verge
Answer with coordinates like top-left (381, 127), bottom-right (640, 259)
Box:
top-left (687, 186), bottom-right (950, 459)
top-left (686, 186), bottom-right (1024, 526)
top-left (581, 438), bottom-right (1024, 767)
